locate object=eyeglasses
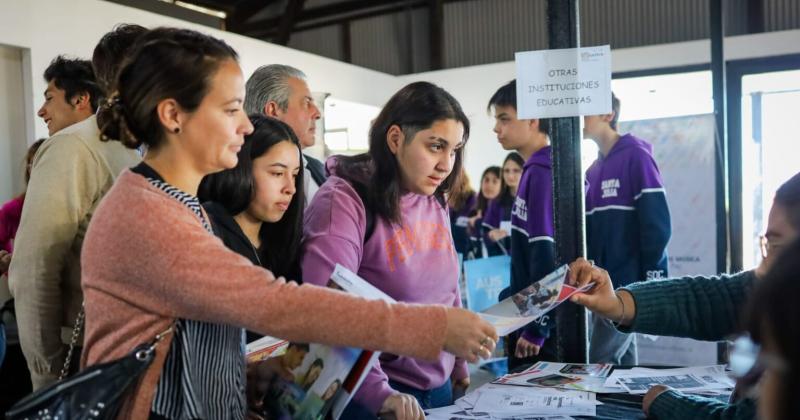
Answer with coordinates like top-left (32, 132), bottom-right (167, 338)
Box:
top-left (759, 235), bottom-right (784, 259)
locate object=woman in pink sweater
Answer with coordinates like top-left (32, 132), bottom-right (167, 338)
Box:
top-left (0, 139), bottom-right (44, 275)
top-left (80, 28), bottom-right (496, 420)
top-left (301, 82), bottom-right (482, 419)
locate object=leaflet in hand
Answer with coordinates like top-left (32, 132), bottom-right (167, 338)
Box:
top-left (479, 265), bottom-right (593, 336)
top-left (246, 264), bottom-right (394, 420)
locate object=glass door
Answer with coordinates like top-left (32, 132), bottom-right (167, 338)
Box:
top-left (739, 69), bottom-right (800, 270)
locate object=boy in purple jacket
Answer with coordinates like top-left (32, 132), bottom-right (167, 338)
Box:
top-left (584, 93), bottom-right (671, 364)
top-left (488, 80), bottom-right (557, 369)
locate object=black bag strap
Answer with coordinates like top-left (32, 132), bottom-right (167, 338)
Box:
top-left (304, 154), bottom-right (327, 187)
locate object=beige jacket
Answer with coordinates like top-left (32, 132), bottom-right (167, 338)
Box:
top-left (8, 116), bottom-right (140, 389)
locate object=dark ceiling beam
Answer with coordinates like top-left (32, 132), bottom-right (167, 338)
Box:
top-left (341, 22), bottom-right (352, 63)
top-left (105, 0), bottom-right (224, 29)
top-left (275, 0), bottom-right (306, 45)
top-left (182, 0), bottom-right (237, 14)
top-left (240, 0), bottom-right (418, 35)
top-left (746, 0), bottom-right (765, 34)
top-left (250, 0), bottom-right (473, 39)
top-left (226, 0), bottom-right (276, 31)
top-left (429, 0), bottom-right (444, 70)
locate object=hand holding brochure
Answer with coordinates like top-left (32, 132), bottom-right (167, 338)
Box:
top-left (479, 265), bottom-right (594, 336)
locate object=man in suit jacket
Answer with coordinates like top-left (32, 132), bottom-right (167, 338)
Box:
top-left (244, 65), bottom-right (325, 206)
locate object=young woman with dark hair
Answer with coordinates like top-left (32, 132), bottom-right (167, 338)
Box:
top-left (482, 152), bottom-right (524, 256)
top-left (198, 115), bottom-right (304, 343)
top-left (199, 115), bottom-right (304, 282)
top-left (474, 166), bottom-right (501, 217)
top-left (0, 139), bottom-right (45, 274)
top-left (466, 166), bottom-right (501, 257)
top-left (0, 139), bottom-right (44, 409)
top-left (80, 28), bottom-right (496, 419)
top-left (448, 170), bottom-right (477, 256)
top-left (301, 82), bottom-right (488, 419)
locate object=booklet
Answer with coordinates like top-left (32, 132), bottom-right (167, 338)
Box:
top-left (246, 264), bottom-right (394, 420)
top-left (492, 361), bottom-right (621, 393)
top-left (479, 265), bottom-right (593, 336)
top-left (605, 365), bottom-right (735, 395)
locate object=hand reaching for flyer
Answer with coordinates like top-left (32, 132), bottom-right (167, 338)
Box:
top-left (567, 258), bottom-right (634, 326)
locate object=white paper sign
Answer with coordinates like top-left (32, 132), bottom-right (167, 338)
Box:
top-left (515, 45), bottom-right (612, 119)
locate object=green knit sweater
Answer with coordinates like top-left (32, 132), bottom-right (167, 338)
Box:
top-left (619, 270), bottom-right (757, 420)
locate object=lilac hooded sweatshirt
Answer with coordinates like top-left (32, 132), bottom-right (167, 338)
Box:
top-left (301, 163), bottom-right (467, 413)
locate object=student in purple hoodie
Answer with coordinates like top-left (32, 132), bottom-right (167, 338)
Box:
top-left (481, 152), bottom-right (524, 256)
top-left (488, 80), bottom-right (555, 369)
top-left (302, 82), bottom-right (497, 419)
top-left (584, 92), bottom-right (671, 364)
top-left (448, 169), bottom-right (478, 256)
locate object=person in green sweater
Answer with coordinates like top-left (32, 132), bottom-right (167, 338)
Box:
top-left (566, 170), bottom-right (800, 419)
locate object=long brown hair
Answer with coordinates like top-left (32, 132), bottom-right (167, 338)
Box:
top-left (448, 169), bottom-right (475, 212)
top-left (335, 82), bottom-right (470, 224)
top-left (476, 166), bottom-right (501, 215)
top-left (498, 152), bottom-right (524, 207)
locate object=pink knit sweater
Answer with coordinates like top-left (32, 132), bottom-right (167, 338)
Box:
top-left (80, 170), bottom-right (448, 419)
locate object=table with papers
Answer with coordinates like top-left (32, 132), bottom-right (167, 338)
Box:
top-left (425, 363), bottom-right (735, 420)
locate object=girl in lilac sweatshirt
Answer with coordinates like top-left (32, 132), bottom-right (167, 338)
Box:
top-left (301, 82), bottom-right (479, 419)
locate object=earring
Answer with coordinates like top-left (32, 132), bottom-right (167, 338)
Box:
top-left (173, 127), bottom-right (181, 134)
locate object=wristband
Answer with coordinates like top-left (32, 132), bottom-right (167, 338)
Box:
top-left (611, 291), bottom-right (626, 327)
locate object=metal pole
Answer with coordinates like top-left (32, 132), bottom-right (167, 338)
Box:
top-left (710, 0), bottom-right (730, 274)
top-left (547, 0), bottom-right (588, 363)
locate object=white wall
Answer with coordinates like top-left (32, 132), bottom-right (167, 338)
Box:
top-left (2, 0), bottom-right (800, 185)
top-left (0, 0), bottom-right (403, 145)
top-left (0, 45), bottom-right (28, 202)
top-left (398, 29), bottom-right (800, 186)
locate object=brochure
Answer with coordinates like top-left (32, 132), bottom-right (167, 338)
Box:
top-left (493, 361), bottom-right (620, 393)
top-left (246, 264), bottom-right (394, 420)
top-left (479, 265), bottom-right (594, 336)
top-left (605, 365), bottom-right (735, 395)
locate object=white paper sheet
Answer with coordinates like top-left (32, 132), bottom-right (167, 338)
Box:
top-left (494, 361), bottom-right (620, 393)
top-left (607, 365), bottom-right (735, 395)
top-left (471, 384), bottom-right (598, 417)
